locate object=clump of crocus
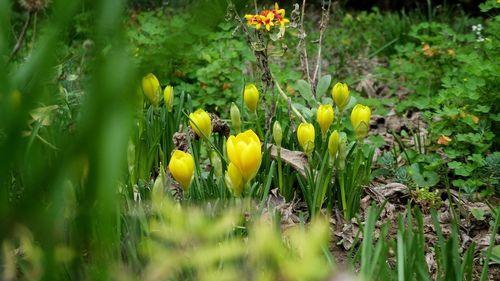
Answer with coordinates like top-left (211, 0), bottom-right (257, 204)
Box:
top-left (168, 150), bottom-right (195, 191)
top-left (244, 84), bottom-right (259, 112)
top-left (230, 103), bottom-right (241, 133)
top-left (189, 109), bottom-right (212, 139)
top-left (163, 85), bottom-right (173, 111)
top-left (142, 73), bottom-right (160, 106)
top-left (332, 82), bottom-right (350, 113)
top-left (244, 3), bottom-right (290, 31)
top-left (317, 104), bottom-right (334, 137)
top-left (351, 104), bottom-right (371, 140)
top-left (225, 129), bottom-right (262, 195)
top-left (297, 123), bottom-right (315, 156)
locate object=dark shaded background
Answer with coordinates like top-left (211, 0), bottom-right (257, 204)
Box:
top-left (128, 0), bottom-right (485, 14)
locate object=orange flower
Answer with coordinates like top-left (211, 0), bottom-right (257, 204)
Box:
top-left (422, 43), bottom-right (435, 57)
top-left (244, 3), bottom-right (289, 31)
top-left (437, 135), bottom-right (451, 145)
top-left (272, 3), bottom-right (289, 26)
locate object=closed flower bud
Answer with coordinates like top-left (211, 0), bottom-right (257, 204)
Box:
top-left (337, 137), bottom-right (348, 170)
top-left (163, 85), bottom-right (174, 111)
top-left (230, 103), bottom-right (241, 133)
top-left (332, 82), bottom-right (350, 112)
top-left (210, 151), bottom-right (223, 177)
top-left (351, 104), bottom-right (371, 140)
top-left (328, 130), bottom-right (340, 160)
top-left (225, 162), bottom-right (244, 196)
top-left (142, 73), bottom-right (160, 106)
top-left (168, 150), bottom-right (195, 191)
top-left (226, 130), bottom-right (262, 182)
top-left (273, 121), bottom-right (283, 147)
top-left (297, 123), bottom-right (315, 155)
top-left (244, 83), bottom-right (259, 112)
top-left (189, 109), bottom-right (212, 139)
top-left (317, 104), bottom-right (334, 136)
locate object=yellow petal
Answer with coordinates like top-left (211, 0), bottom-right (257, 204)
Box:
top-left (225, 162), bottom-right (244, 196)
top-left (168, 150), bottom-right (195, 190)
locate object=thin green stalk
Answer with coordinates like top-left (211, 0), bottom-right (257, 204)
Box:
top-left (254, 111), bottom-right (264, 139)
top-left (339, 170), bottom-right (347, 219)
top-left (277, 147), bottom-right (283, 195)
top-left (336, 110), bottom-right (343, 130)
top-left (479, 207), bottom-right (500, 281)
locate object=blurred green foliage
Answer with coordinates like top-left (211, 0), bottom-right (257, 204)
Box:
top-left (1, 0), bottom-right (499, 280)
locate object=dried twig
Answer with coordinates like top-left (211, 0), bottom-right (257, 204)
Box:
top-left (9, 12), bottom-right (32, 62)
top-left (311, 0), bottom-right (332, 88)
top-left (298, 0), bottom-right (312, 86)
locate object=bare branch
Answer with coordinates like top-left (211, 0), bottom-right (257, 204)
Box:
top-left (298, 0), bottom-right (312, 86)
top-left (312, 0), bottom-right (333, 89)
top-left (9, 12), bottom-right (32, 62)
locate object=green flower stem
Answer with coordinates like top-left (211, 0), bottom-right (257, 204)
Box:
top-left (254, 111), bottom-right (264, 139)
top-left (277, 146), bottom-right (283, 195)
top-left (336, 109), bottom-right (343, 130)
top-left (339, 170), bottom-right (348, 219)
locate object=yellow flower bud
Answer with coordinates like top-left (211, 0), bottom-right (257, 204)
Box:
top-left (226, 129), bottom-right (262, 182)
top-left (328, 130), bottom-right (340, 159)
top-left (163, 85), bottom-right (174, 111)
top-left (142, 73), bottom-right (160, 106)
top-left (168, 150), bottom-right (195, 191)
top-left (273, 121), bottom-right (283, 147)
top-left (317, 104), bottom-right (334, 136)
top-left (210, 151), bottom-right (223, 177)
top-left (189, 109), bottom-right (212, 139)
top-left (332, 82), bottom-right (350, 112)
top-left (244, 83), bottom-right (259, 112)
top-left (351, 104), bottom-right (371, 140)
top-left (225, 162), bottom-right (244, 196)
top-left (297, 123), bottom-right (315, 155)
top-left (230, 103), bottom-right (241, 133)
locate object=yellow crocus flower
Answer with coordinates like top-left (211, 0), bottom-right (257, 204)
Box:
top-left (317, 104), bottom-right (334, 136)
top-left (189, 109), bottom-right (212, 139)
top-left (168, 150), bottom-right (195, 191)
top-left (297, 123), bottom-right (315, 155)
top-left (332, 82), bottom-right (350, 112)
top-left (142, 73), bottom-right (160, 106)
top-left (351, 104), bottom-right (371, 140)
top-left (226, 129), bottom-right (262, 182)
top-left (244, 84), bottom-right (259, 112)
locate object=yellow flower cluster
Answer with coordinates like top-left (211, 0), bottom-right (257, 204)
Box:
top-left (167, 105), bottom-right (262, 196)
top-left (244, 3), bottom-right (290, 31)
top-left (141, 73), bottom-right (173, 110)
top-left (297, 82), bottom-right (372, 156)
